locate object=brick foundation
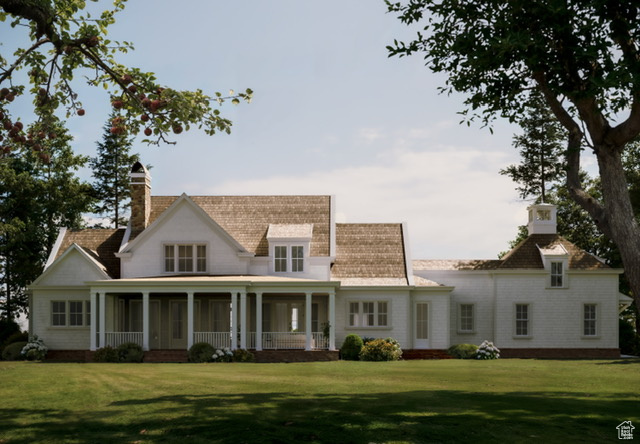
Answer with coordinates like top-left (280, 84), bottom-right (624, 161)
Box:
top-left (499, 348), bottom-right (621, 359)
top-left (402, 349), bottom-right (453, 360)
top-left (46, 350), bottom-right (94, 362)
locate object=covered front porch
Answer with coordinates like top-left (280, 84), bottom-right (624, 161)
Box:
top-left (88, 277), bottom-right (338, 352)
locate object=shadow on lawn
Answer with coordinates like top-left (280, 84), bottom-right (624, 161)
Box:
top-left (0, 390), bottom-right (636, 443)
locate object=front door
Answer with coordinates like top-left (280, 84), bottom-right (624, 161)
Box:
top-left (415, 302), bottom-right (429, 349)
top-left (170, 300), bottom-right (187, 349)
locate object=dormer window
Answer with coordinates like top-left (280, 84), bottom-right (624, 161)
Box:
top-left (550, 261), bottom-right (563, 287)
top-left (274, 245), bottom-right (304, 273)
top-left (164, 244), bottom-right (207, 273)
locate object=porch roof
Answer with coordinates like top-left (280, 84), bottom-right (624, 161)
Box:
top-left (86, 274), bottom-right (340, 292)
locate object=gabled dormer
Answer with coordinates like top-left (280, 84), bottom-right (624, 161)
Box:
top-left (266, 224), bottom-right (313, 275)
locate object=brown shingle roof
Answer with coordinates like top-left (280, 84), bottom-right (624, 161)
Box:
top-left (146, 195), bottom-right (331, 257)
top-left (332, 223), bottom-right (407, 281)
top-left (56, 229), bottom-right (125, 278)
top-left (413, 259), bottom-right (501, 271)
top-left (499, 234), bottom-right (608, 270)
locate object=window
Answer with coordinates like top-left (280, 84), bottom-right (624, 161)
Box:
top-left (51, 301), bottom-right (89, 327)
top-left (459, 304), bottom-right (474, 333)
top-left (515, 304), bottom-right (529, 336)
top-left (584, 304), bottom-right (597, 336)
top-left (348, 301), bottom-right (389, 328)
top-left (164, 244), bottom-right (206, 273)
top-left (274, 245), bottom-right (304, 273)
top-left (551, 262), bottom-right (563, 287)
top-left (275, 246), bottom-right (287, 272)
top-left (52, 301), bottom-right (66, 326)
top-left (291, 246), bottom-right (304, 272)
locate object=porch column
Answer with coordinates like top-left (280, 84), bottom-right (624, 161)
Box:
top-left (305, 292), bottom-right (312, 351)
top-left (90, 292), bottom-right (97, 351)
top-left (256, 292), bottom-right (263, 351)
top-left (142, 292), bottom-right (149, 351)
top-left (329, 290), bottom-right (336, 351)
top-left (240, 291), bottom-right (247, 349)
top-left (231, 291), bottom-right (238, 350)
top-left (99, 291), bottom-right (106, 348)
top-left (187, 291), bottom-right (194, 350)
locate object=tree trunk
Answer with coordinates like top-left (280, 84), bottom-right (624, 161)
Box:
top-left (596, 147), bottom-right (640, 333)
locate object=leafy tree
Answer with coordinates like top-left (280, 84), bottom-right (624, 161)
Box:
top-left (499, 91), bottom-right (566, 202)
top-left (387, 0), bottom-right (640, 323)
top-left (90, 113), bottom-right (140, 228)
top-left (0, 116), bottom-right (93, 320)
top-left (0, 0), bottom-right (252, 152)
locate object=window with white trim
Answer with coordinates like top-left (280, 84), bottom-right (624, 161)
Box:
top-left (348, 301), bottom-right (389, 327)
top-left (164, 244), bottom-right (207, 273)
top-left (551, 262), bottom-right (563, 287)
top-left (274, 245), bottom-right (304, 273)
top-left (515, 304), bottom-right (530, 336)
top-left (459, 304), bottom-right (474, 333)
top-left (583, 304), bottom-right (597, 336)
top-left (51, 301), bottom-right (90, 327)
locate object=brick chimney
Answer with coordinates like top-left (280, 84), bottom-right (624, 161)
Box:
top-left (130, 161), bottom-right (151, 234)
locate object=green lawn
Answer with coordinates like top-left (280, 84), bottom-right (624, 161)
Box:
top-left (0, 359), bottom-right (638, 443)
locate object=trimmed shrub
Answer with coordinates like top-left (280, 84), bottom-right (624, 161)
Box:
top-left (340, 334), bottom-right (364, 360)
top-left (619, 319), bottom-right (640, 356)
top-left (117, 342), bottom-right (144, 363)
top-left (0, 330), bottom-right (28, 358)
top-left (447, 343), bottom-right (479, 359)
top-left (188, 342), bottom-right (215, 363)
top-left (232, 348), bottom-right (255, 362)
top-left (21, 336), bottom-right (48, 361)
top-left (475, 340), bottom-right (500, 360)
top-left (359, 338), bottom-right (402, 362)
top-left (2, 341), bottom-right (28, 361)
top-left (93, 346), bottom-right (119, 363)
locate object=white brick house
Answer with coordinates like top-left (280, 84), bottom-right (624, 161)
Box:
top-left (28, 163), bottom-right (630, 359)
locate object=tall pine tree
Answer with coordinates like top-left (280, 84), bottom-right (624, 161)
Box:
top-left (0, 115), bottom-right (94, 320)
top-left (90, 113), bottom-right (140, 228)
top-left (500, 91), bottom-right (566, 202)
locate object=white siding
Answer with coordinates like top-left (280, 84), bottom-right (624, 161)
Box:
top-left (31, 289), bottom-right (90, 350)
top-left (122, 200), bottom-right (249, 278)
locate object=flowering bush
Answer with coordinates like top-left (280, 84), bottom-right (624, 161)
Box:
top-left (475, 340), bottom-right (500, 360)
top-left (359, 337), bottom-right (402, 361)
top-left (21, 336), bottom-right (48, 361)
top-left (212, 347), bottom-right (233, 362)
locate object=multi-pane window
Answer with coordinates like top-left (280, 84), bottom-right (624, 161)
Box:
top-left (164, 244), bottom-right (206, 273)
top-left (584, 304), bottom-right (597, 336)
top-left (348, 301), bottom-right (389, 327)
top-left (274, 246), bottom-right (304, 272)
top-left (275, 246), bottom-right (288, 272)
top-left (52, 301), bottom-right (89, 327)
top-left (291, 246), bottom-right (304, 272)
top-left (52, 301), bottom-right (66, 326)
top-left (69, 301), bottom-right (84, 326)
top-left (515, 304), bottom-right (529, 336)
top-left (551, 262), bottom-right (563, 287)
top-left (459, 304), bottom-right (474, 332)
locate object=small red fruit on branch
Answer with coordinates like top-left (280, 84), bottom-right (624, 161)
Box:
top-left (77, 109), bottom-right (85, 116)
top-left (111, 99), bottom-right (124, 109)
top-left (144, 127), bottom-right (152, 136)
top-left (172, 125), bottom-right (183, 134)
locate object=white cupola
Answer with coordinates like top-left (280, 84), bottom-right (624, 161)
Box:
top-left (527, 203), bottom-right (557, 235)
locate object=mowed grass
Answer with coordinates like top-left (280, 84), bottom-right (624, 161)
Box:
top-left (0, 359), bottom-right (638, 443)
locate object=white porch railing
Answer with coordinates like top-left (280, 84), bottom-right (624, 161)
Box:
top-left (194, 332), bottom-right (231, 349)
top-left (193, 331), bottom-right (330, 350)
top-left (105, 332), bottom-right (143, 348)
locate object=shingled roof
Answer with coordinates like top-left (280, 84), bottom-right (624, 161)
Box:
top-left (332, 223), bottom-right (408, 283)
top-left (54, 229), bottom-right (125, 278)
top-left (145, 195), bottom-right (332, 257)
top-left (414, 234), bottom-right (609, 272)
top-left (499, 234), bottom-right (609, 270)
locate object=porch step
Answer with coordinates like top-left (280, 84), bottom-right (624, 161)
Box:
top-left (143, 350), bottom-right (189, 363)
top-left (402, 349), bottom-right (453, 360)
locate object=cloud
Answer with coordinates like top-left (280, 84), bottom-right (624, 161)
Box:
top-left (208, 143), bottom-right (527, 259)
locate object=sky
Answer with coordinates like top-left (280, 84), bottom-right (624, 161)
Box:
top-left (4, 1), bottom-right (545, 260)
